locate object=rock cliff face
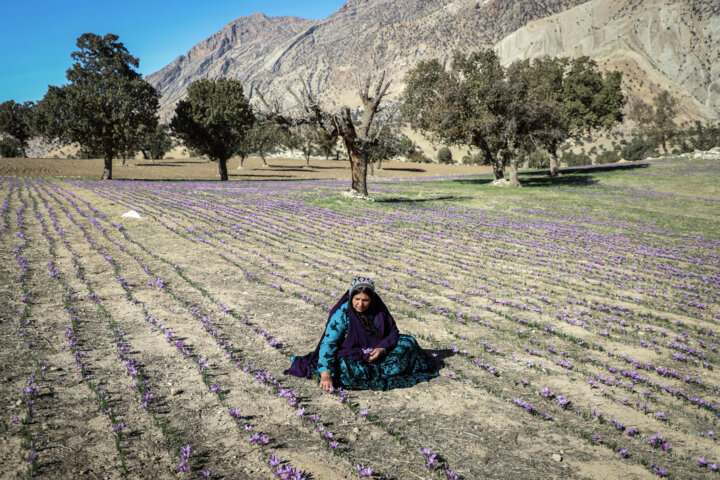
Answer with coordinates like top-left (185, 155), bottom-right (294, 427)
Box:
top-left (147, 0), bottom-right (719, 121)
top-left (147, 0), bottom-right (589, 117)
top-left (495, 0), bottom-right (720, 121)
top-left (147, 13), bottom-right (319, 116)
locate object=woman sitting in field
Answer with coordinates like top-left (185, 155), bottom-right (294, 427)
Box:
top-left (285, 277), bottom-right (439, 391)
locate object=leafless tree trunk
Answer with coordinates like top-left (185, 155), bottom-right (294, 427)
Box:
top-left (304, 138), bottom-right (312, 168)
top-left (256, 72), bottom-right (391, 198)
top-left (236, 154), bottom-right (246, 170)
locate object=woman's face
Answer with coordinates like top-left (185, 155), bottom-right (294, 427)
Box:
top-left (352, 292), bottom-right (372, 313)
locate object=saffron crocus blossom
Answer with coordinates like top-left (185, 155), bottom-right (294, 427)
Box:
top-left (111, 423), bottom-right (127, 433)
top-left (177, 444), bottom-right (191, 473)
top-left (356, 464), bottom-right (373, 477)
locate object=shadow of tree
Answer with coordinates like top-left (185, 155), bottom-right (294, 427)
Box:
top-left (452, 162), bottom-right (650, 188)
top-left (518, 175), bottom-right (599, 188)
top-left (379, 167), bottom-right (427, 173)
top-left (228, 174), bottom-right (294, 179)
top-left (133, 161), bottom-right (207, 167)
top-left (376, 196), bottom-right (470, 203)
top-left (557, 163), bottom-right (650, 175)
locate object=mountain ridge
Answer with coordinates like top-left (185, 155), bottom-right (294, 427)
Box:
top-left (147, 0), bottom-right (719, 122)
top-left (147, 0), bottom-right (591, 116)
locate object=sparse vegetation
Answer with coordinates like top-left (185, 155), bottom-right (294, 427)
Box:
top-left (437, 146), bottom-right (453, 164)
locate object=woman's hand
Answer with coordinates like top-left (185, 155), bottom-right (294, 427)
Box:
top-left (320, 371), bottom-right (334, 391)
top-left (368, 348), bottom-right (385, 363)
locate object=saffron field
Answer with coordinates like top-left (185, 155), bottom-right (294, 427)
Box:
top-left (1, 158), bottom-right (719, 479)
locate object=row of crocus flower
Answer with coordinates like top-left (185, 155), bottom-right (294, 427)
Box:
top-left (28, 179), bottom-right (179, 476)
top-left (18, 180), bottom-right (136, 475)
top-left (73, 176), bottom-right (720, 312)
top-left (94, 185), bottom-right (716, 476)
top-left (24, 178), bottom-right (212, 476)
top-left (5, 179), bottom-right (43, 476)
top-left (64, 175), bottom-right (716, 368)
top-left (18, 177), bottom-right (720, 480)
top-left (64, 176), bottom-right (716, 394)
top-left (36, 178), bottom-right (466, 479)
top-left (63, 177), bottom-right (720, 480)
top-left (25, 179), bottom-right (346, 479)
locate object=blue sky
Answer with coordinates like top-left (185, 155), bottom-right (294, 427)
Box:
top-left (0, 1), bottom-right (346, 103)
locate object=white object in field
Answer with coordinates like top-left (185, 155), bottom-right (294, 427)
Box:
top-left (121, 210), bottom-right (142, 218)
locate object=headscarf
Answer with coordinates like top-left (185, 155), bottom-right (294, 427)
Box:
top-left (284, 287), bottom-right (399, 379)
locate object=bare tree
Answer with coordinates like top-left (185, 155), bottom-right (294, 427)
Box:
top-left (257, 72), bottom-right (391, 197)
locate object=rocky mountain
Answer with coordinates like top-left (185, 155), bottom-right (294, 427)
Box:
top-left (147, 0), bottom-right (719, 122)
top-left (147, 0), bottom-right (589, 116)
top-left (495, 0), bottom-right (720, 122)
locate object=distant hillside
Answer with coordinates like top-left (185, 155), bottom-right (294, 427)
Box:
top-left (496, 0), bottom-right (720, 122)
top-left (147, 0), bottom-right (719, 123)
top-left (147, 0), bottom-right (589, 117)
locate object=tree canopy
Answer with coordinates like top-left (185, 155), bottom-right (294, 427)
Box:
top-left (401, 51), bottom-right (625, 183)
top-left (34, 33), bottom-right (160, 179)
top-left (0, 100), bottom-right (35, 158)
top-left (247, 121), bottom-right (286, 167)
top-left (170, 78), bottom-right (255, 181)
top-left (139, 123), bottom-right (173, 160)
top-left (630, 90), bottom-right (678, 154)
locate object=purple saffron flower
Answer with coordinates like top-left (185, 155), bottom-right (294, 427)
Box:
top-left (111, 423), bottom-right (127, 433)
top-left (356, 465), bottom-right (373, 477)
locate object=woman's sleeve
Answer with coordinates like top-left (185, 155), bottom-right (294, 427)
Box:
top-left (375, 317), bottom-right (399, 351)
top-left (317, 306), bottom-right (348, 376)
